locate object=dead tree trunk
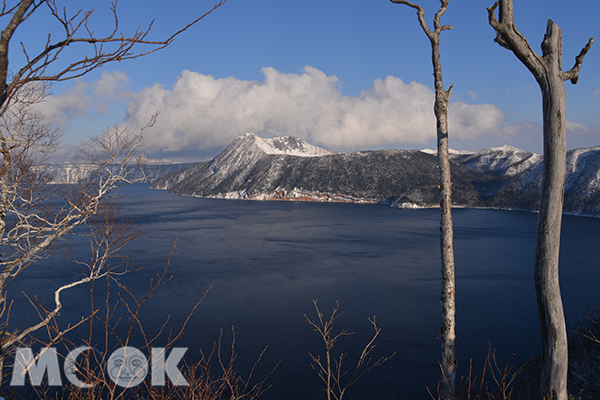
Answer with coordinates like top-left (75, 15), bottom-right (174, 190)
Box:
top-left (390, 1), bottom-right (456, 397)
top-left (488, 2), bottom-right (593, 399)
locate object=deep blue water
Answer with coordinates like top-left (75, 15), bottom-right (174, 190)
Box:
top-left (8, 184), bottom-right (600, 399)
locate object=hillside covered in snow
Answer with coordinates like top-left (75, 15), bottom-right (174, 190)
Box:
top-left (46, 163), bottom-right (192, 184)
top-left (151, 133), bottom-right (600, 217)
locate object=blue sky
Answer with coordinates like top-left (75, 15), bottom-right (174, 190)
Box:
top-left (11, 0), bottom-right (600, 162)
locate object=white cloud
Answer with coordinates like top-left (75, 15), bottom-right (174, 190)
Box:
top-left (92, 71), bottom-right (130, 113)
top-left (35, 71), bottom-right (132, 126)
top-left (448, 102), bottom-right (506, 139)
top-left (36, 81), bottom-right (92, 127)
top-left (566, 119), bottom-right (593, 133)
top-left (566, 119), bottom-right (600, 150)
top-left (125, 66), bottom-right (515, 154)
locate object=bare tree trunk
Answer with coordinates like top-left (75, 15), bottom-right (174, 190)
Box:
top-left (488, 2), bottom-right (593, 399)
top-left (535, 22), bottom-right (569, 400)
top-left (433, 35), bottom-right (457, 400)
top-left (390, 1), bottom-right (456, 397)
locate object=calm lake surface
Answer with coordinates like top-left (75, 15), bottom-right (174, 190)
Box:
top-left (9, 184), bottom-right (600, 399)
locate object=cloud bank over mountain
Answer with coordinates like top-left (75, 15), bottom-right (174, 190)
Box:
top-left (37, 71), bottom-right (130, 127)
top-left (124, 66), bottom-right (515, 154)
top-left (37, 67), bottom-right (600, 161)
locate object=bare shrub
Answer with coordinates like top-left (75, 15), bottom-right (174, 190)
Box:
top-left (305, 300), bottom-right (394, 400)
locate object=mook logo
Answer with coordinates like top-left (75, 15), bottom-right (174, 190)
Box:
top-left (10, 346), bottom-right (189, 388)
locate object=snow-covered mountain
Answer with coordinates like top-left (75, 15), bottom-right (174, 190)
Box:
top-left (476, 146), bottom-right (600, 215)
top-left (211, 133), bottom-right (332, 172)
top-left (236, 132), bottom-right (334, 157)
top-left (446, 145), bottom-right (600, 215)
top-left (46, 163), bottom-right (192, 184)
top-left (151, 133), bottom-right (484, 208)
top-left (449, 145), bottom-right (542, 178)
top-left (152, 134), bottom-right (600, 217)
top-left (152, 133), bottom-right (335, 193)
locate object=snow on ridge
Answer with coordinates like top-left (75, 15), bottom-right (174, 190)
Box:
top-left (474, 144), bottom-right (531, 155)
top-left (246, 132), bottom-right (333, 157)
top-left (420, 148), bottom-right (473, 156)
top-left (421, 145), bottom-right (538, 157)
top-left (206, 133), bottom-right (332, 179)
top-left (566, 145), bottom-right (600, 174)
top-left (421, 144), bottom-right (543, 178)
top-left (467, 146), bottom-right (541, 177)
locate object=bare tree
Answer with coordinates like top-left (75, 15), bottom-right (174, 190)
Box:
top-left (390, 1), bottom-right (456, 397)
top-left (488, 2), bottom-right (593, 399)
top-left (0, 0), bottom-right (227, 383)
top-left (0, 113), bottom-right (155, 382)
top-left (305, 301), bottom-right (394, 400)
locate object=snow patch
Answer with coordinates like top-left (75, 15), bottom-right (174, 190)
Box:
top-left (242, 132), bottom-right (332, 157)
top-left (420, 148), bottom-right (473, 156)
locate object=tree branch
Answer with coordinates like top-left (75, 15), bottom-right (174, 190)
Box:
top-left (0, 0), bottom-right (228, 113)
top-left (432, 0), bottom-right (451, 34)
top-left (391, 1), bottom-right (431, 38)
top-left (487, 0), bottom-right (544, 83)
top-left (0, 0), bottom-right (35, 106)
top-left (562, 37), bottom-right (594, 84)
top-left (5, 274), bottom-right (93, 350)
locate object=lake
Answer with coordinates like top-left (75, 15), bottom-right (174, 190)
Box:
top-left (8, 184), bottom-right (600, 399)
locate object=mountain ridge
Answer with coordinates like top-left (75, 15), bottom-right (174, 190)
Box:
top-left (45, 163), bottom-right (193, 184)
top-left (45, 133), bottom-right (597, 217)
top-left (151, 134), bottom-right (600, 217)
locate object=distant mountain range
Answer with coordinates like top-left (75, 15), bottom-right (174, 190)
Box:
top-left (45, 163), bottom-right (192, 184)
top-left (150, 133), bottom-right (600, 217)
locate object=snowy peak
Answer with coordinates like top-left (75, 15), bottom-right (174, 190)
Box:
top-left (234, 133), bottom-right (332, 157)
top-left (154, 133), bottom-right (334, 192)
top-left (257, 134), bottom-right (333, 157)
top-left (209, 133), bottom-right (332, 177)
